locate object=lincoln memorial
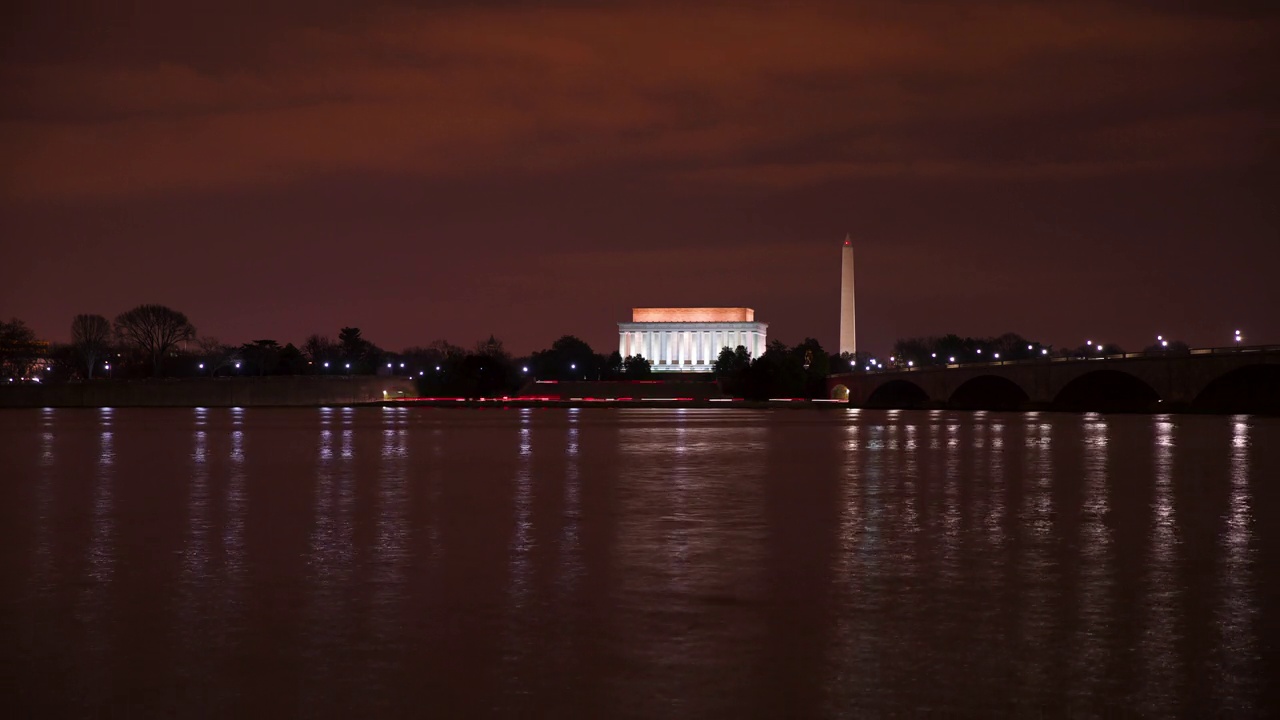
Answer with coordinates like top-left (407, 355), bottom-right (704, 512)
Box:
top-left (618, 307), bottom-right (768, 372)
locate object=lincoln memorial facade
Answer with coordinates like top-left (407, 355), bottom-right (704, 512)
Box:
top-left (618, 307), bottom-right (768, 372)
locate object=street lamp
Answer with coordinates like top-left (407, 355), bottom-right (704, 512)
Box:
top-left (1096, 344), bottom-right (1103, 353)
top-left (948, 356), bottom-right (955, 363)
top-left (522, 366), bottom-right (528, 373)
top-left (993, 353), bottom-right (1000, 359)
top-left (1235, 329), bottom-right (1243, 345)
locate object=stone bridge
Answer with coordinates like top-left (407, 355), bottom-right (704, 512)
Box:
top-left (826, 346), bottom-right (1280, 413)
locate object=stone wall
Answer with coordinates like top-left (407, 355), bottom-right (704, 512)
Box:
top-left (0, 376), bottom-right (418, 408)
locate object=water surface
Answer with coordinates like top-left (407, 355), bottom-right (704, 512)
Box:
top-left (1, 408), bottom-right (1276, 717)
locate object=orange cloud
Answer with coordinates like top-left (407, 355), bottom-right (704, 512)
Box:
top-left (0, 1), bottom-right (1271, 200)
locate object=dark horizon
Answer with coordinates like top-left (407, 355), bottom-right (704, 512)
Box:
top-left (3, 1), bottom-right (1276, 356)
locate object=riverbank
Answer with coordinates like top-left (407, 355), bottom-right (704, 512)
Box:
top-left (0, 376), bottom-right (417, 408)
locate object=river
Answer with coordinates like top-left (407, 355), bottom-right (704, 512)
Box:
top-left (1, 408), bottom-right (1275, 717)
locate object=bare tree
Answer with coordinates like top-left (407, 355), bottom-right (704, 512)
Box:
top-left (196, 336), bottom-right (235, 376)
top-left (71, 314), bottom-right (111, 379)
top-left (303, 334), bottom-right (338, 365)
top-left (113, 304), bottom-right (196, 376)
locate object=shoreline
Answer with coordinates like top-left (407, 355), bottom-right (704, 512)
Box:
top-left (3, 398), bottom-right (1269, 415)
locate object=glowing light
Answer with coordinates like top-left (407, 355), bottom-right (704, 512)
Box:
top-left (889, 356), bottom-right (895, 362)
top-left (399, 362), bottom-right (405, 368)
top-left (323, 361), bottom-right (329, 368)
top-left (948, 356), bottom-right (955, 363)
top-left (931, 353), bottom-right (936, 358)
top-left (1096, 344), bottom-right (1102, 352)
top-left (436, 366), bottom-right (441, 371)
top-left (198, 363), bottom-right (204, 369)
top-left (1161, 340), bottom-right (1168, 347)
top-left (976, 348), bottom-right (982, 354)
top-left (387, 363), bottom-right (392, 368)
top-left (1157, 335), bottom-right (1163, 341)
top-left (345, 363), bottom-right (351, 369)
top-left (1027, 344), bottom-right (1033, 350)
top-left (907, 361), bottom-right (914, 367)
top-left (418, 371), bottom-right (424, 376)
top-left (1041, 349), bottom-right (1048, 355)
top-left (570, 363), bottom-right (576, 369)
top-left (522, 366), bottom-right (528, 373)
top-left (993, 353), bottom-right (1000, 359)
top-left (235, 362), bottom-right (241, 368)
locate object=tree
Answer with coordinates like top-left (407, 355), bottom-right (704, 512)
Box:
top-left (337, 326), bottom-right (382, 373)
top-left (474, 335), bottom-right (508, 358)
top-left (605, 350), bottom-right (624, 379)
top-left (278, 343), bottom-right (308, 374)
top-left (196, 336), bottom-right (235, 376)
top-left (239, 339), bottom-right (282, 376)
top-left (623, 354), bottom-right (652, 378)
top-left (113, 304), bottom-right (196, 376)
top-left (70, 314), bottom-right (112, 379)
top-left (0, 318), bottom-right (44, 379)
top-left (529, 335), bottom-right (600, 380)
top-left (714, 345), bottom-right (752, 377)
top-left (302, 334), bottom-right (339, 368)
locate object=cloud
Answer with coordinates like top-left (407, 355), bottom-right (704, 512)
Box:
top-left (0, 1), bottom-right (1272, 200)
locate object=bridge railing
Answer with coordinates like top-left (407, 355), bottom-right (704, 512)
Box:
top-left (848, 344), bottom-right (1278, 375)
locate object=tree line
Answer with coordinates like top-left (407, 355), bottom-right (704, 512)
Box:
top-left (0, 305), bottom-right (661, 397)
top-left (1, 306), bottom-right (1193, 398)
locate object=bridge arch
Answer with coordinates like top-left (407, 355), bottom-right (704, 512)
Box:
top-left (1191, 365), bottom-right (1280, 414)
top-left (948, 375), bottom-right (1031, 411)
top-left (1052, 369), bottom-right (1161, 412)
top-left (865, 379), bottom-right (930, 409)
top-left (830, 384), bottom-right (850, 401)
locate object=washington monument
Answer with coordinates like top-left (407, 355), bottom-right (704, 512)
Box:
top-left (839, 234), bottom-right (856, 356)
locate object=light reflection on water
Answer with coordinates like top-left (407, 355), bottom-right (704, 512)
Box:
top-left (0, 408), bottom-right (1274, 717)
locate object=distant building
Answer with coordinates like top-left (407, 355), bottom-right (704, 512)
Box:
top-left (840, 233), bottom-right (857, 356)
top-left (618, 307), bottom-right (768, 373)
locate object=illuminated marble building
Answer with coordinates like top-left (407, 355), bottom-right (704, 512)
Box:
top-left (617, 307), bottom-right (768, 373)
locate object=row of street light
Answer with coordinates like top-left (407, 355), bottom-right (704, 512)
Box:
top-left (857, 329), bottom-right (1248, 373)
top-left (90, 328), bottom-right (1250, 378)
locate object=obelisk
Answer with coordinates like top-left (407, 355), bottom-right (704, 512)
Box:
top-left (839, 234), bottom-right (856, 356)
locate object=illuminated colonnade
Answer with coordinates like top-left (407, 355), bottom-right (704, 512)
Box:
top-left (618, 308), bottom-right (768, 373)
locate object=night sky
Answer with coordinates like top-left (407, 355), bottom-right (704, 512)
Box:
top-left (2, 1), bottom-right (1276, 356)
